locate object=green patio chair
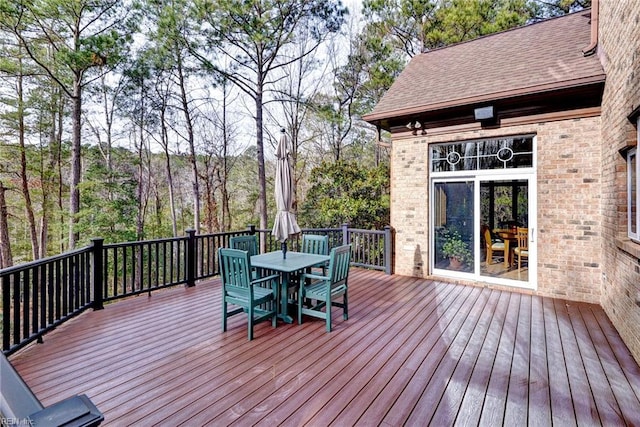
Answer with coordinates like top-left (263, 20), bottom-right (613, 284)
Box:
top-left (301, 234), bottom-right (329, 275)
top-left (297, 244), bottom-right (351, 332)
top-left (230, 235), bottom-right (259, 257)
top-left (301, 234), bottom-right (329, 255)
top-left (218, 248), bottom-right (279, 341)
top-left (230, 234), bottom-right (261, 279)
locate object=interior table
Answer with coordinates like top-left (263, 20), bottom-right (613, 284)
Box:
top-left (251, 251), bottom-right (330, 323)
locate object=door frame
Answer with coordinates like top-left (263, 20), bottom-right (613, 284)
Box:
top-left (430, 171), bottom-right (537, 290)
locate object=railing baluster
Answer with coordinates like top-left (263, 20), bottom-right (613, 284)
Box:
top-left (12, 272), bottom-right (20, 346)
top-left (2, 275), bottom-right (9, 351)
top-left (32, 267), bottom-right (38, 337)
top-left (23, 270), bottom-right (30, 342)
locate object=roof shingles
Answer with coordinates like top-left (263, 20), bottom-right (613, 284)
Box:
top-left (364, 10), bottom-right (605, 121)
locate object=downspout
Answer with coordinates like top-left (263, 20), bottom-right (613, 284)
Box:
top-left (582, 0), bottom-right (599, 56)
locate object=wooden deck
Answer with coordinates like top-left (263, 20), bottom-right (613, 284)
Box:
top-left (9, 269), bottom-right (640, 426)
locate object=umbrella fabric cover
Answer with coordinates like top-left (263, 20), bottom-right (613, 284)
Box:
top-left (272, 131), bottom-right (301, 243)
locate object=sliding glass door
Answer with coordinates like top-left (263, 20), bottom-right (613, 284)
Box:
top-left (430, 136), bottom-right (536, 289)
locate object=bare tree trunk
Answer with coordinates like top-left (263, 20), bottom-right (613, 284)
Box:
top-left (39, 85), bottom-right (64, 258)
top-left (160, 107), bottom-right (178, 237)
top-left (176, 60), bottom-right (200, 234)
top-left (256, 81), bottom-right (267, 251)
top-left (56, 96), bottom-right (65, 253)
top-left (68, 80), bottom-right (82, 248)
top-left (136, 110), bottom-right (146, 240)
top-left (16, 53), bottom-right (40, 260)
top-left (0, 182), bottom-right (13, 268)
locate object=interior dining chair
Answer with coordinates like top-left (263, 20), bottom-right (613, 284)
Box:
top-left (218, 248), bottom-right (279, 341)
top-left (298, 244), bottom-right (351, 332)
top-left (514, 227), bottom-right (529, 272)
top-left (483, 226), bottom-right (505, 265)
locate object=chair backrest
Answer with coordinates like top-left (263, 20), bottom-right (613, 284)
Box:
top-left (516, 227), bottom-right (528, 250)
top-left (301, 234), bottom-right (329, 255)
top-left (482, 226), bottom-right (491, 249)
top-left (218, 248), bottom-right (252, 291)
top-left (230, 235), bottom-right (258, 257)
top-left (327, 244), bottom-right (352, 288)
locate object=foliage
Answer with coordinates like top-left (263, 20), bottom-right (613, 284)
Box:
top-left (76, 146), bottom-right (140, 244)
top-left (300, 160), bottom-right (389, 229)
top-left (441, 228), bottom-right (473, 265)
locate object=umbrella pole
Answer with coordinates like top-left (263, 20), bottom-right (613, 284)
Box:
top-left (281, 241), bottom-right (287, 259)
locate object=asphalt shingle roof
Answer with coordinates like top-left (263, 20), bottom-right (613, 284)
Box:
top-left (364, 10), bottom-right (605, 121)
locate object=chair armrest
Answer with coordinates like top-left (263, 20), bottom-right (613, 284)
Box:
top-left (250, 273), bottom-right (280, 287)
top-left (301, 272), bottom-right (328, 282)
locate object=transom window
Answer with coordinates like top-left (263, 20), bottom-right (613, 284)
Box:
top-left (431, 136), bottom-right (534, 172)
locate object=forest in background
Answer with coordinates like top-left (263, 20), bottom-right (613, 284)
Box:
top-left (0, 0), bottom-right (588, 266)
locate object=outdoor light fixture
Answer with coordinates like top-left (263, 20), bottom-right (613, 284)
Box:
top-left (406, 121), bottom-right (426, 135)
top-left (474, 105), bottom-right (495, 123)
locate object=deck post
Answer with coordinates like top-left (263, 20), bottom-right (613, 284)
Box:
top-left (91, 238), bottom-right (104, 310)
top-left (342, 223), bottom-right (350, 246)
top-left (384, 226), bottom-right (393, 275)
top-left (186, 229), bottom-right (196, 287)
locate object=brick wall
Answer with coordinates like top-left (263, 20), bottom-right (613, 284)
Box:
top-left (598, 1), bottom-right (640, 363)
top-left (391, 115), bottom-right (603, 303)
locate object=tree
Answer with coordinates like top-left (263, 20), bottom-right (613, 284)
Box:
top-left (0, 181), bottom-right (13, 268)
top-left (191, 0), bottom-right (347, 237)
top-left (532, 0), bottom-right (590, 18)
top-left (300, 160), bottom-right (390, 229)
top-left (0, 30), bottom-right (42, 260)
top-left (7, 0), bottom-right (138, 248)
top-left (145, 0), bottom-right (204, 233)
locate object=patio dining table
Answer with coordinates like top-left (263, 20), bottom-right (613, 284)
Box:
top-left (251, 251), bottom-right (330, 323)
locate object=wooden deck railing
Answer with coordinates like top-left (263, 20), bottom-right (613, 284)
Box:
top-left (1, 225), bottom-right (393, 355)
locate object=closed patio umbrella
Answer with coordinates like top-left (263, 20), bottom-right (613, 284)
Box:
top-left (271, 129), bottom-right (301, 258)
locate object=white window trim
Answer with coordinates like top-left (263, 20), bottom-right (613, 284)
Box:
top-left (629, 117), bottom-right (640, 243)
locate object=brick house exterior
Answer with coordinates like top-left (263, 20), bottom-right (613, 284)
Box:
top-left (364, 5), bottom-right (640, 363)
top-left (599, 1), bottom-right (640, 365)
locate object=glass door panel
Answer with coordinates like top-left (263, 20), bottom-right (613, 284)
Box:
top-left (433, 181), bottom-right (475, 273)
top-left (480, 179), bottom-right (530, 283)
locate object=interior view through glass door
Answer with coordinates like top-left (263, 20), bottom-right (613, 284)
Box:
top-left (433, 181), bottom-right (475, 273)
top-left (480, 179), bottom-right (529, 282)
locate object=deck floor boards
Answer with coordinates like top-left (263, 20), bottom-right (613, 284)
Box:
top-left (9, 269), bottom-right (640, 426)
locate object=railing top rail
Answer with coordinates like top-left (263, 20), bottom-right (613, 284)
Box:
top-left (348, 228), bottom-right (386, 235)
top-left (0, 245), bottom-right (92, 277)
top-left (103, 235), bottom-right (187, 249)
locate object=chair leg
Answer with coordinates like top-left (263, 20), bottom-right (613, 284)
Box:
top-left (272, 304), bottom-right (277, 328)
top-left (326, 297), bottom-right (332, 333)
top-left (222, 299), bottom-right (228, 332)
top-left (486, 247), bottom-right (492, 265)
top-left (343, 292), bottom-right (348, 320)
top-left (298, 289), bottom-right (304, 325)
top-left (248, 304), bottom-right (254, 341)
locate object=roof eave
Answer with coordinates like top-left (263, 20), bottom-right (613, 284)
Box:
top-left (362, 74), bottom-right (606, 124)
